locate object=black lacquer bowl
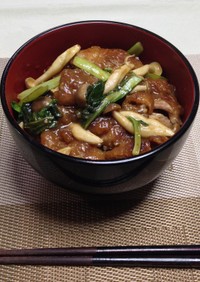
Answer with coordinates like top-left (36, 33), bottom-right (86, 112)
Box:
top-left (0, 21), bottom-right (199, 194)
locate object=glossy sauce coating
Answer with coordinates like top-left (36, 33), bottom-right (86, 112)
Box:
top-left (40, 46), bottom-right (182, 160)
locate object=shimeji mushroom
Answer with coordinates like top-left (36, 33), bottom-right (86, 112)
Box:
top-left (57, 146), bottom-right (72, 155)
top-left (113, 110), bottom-right (174, 137)
top-left (70, 123), bottom-right (103, 145)
top-left (131, 84), bottom-right (148, 92)
top-left (133, 62), bottom-right (163, 77)
top-left (103, 65), bottom-right (131, 94)
top-left (25, 44), bottom-right (81, 88)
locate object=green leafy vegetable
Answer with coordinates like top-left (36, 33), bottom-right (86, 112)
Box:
top-left (15, 99), bottom-right (62, 135)
top-left (82, 74), bottom-right (143, 128)
top-left (11, 101), bottom-right (22, 113)
top-left (72, 56), bottom-right (110, 81)
top-left (127, 42), bottom-right (144, 56)
top-left (81, 80), bottom-right (105, 122)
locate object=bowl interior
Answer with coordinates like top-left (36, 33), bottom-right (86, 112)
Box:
top-left (2, 21), bottom-right (198, 129)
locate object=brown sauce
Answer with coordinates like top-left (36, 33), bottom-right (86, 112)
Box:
top-left (31, 46), bottom-right (182, 160)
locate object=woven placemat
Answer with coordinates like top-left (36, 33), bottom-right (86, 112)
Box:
top-left (0, 56), bottom-right (200, 281)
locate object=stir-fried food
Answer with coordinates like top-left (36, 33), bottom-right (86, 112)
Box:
top-left (12, 43), bottom-right (183, 160)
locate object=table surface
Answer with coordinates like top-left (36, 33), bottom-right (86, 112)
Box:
top-left (0, 2), bottom-right (200, 281)
top-left (0, 0), bottom-right (200, 57)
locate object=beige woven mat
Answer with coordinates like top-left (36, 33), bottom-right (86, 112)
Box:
top-left (0, 56), bottom-right (200, 281)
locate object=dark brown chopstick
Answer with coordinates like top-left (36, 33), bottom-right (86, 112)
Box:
top-left (0, 256), bottom-right (200, 267)
top-left (1, 245), bottom-right (199, 257)
top-left (0, 246), bottom-right (96, 257)
top-left (0, 245), bottom-right (200, 267)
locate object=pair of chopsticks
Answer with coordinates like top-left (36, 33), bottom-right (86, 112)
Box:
top-left (0, 245), bottom-right (200, 268)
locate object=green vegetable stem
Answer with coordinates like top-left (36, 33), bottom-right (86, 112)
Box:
top-left (17, 76), bottom-right (60, 104)
top-left (127, 116), bottom-right (142, 155)
top-left (72, 56), bottom-right (110, 81)
top-left (127, 42), bottom-right (144, 56)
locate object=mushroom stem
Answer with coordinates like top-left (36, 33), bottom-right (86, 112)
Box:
top-left (132, 62), bottom-right (163, 77)
top-left (133, 65), bottom-right (150, 76)
top-left (70, 123), bottom-right (103, 145)
top-left (25, 44), bottom-right (81, 88)
top-left (57, 147), bottom-right (72, 155)
top-left (103, 65), bottom-right (131, 94)
top-left (113, 111), bottom-right (174, 137)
